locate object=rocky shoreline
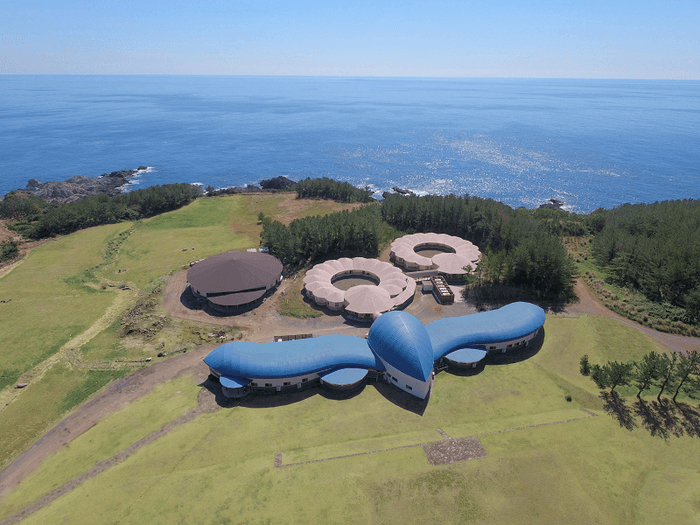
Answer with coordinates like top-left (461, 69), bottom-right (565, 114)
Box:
top-left (8, 167), bottom-right (148, 204)
top-left (6, 169), bottom-right (567, 211)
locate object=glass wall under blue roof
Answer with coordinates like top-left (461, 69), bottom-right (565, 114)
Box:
top-left (426, 302), bottom-right (545, 360)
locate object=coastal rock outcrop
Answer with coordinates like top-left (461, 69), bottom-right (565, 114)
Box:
top-left (14, 168), bottom-right (145, 203)
top-left (382, 187), bottom-right (417, 199)
top-left (538, 199), bottom-right (564, 210)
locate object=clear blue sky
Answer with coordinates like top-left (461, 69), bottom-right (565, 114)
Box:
top-left (1, 0), bottom-right (698, 78)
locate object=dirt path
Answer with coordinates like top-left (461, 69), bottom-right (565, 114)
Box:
top-left (0, 345), bottom-right (214, 502)
top-left (565, 279), bottom-right (699, 353)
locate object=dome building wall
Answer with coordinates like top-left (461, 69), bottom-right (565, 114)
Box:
top-left (204, 302), bottom-right (546, 401)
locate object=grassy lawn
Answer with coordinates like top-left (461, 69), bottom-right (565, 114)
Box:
top-left (7, 315), bottom-right (697, 524)
top-left (0, 374), bottom-right (200, 520)
top-left (0, 193), bottom-right (369, 468)
top-left (0, 223), bottom-right (126, 390)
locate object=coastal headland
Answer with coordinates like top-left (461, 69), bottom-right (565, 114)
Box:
top-left (0, 179), bottom-right (698, 524)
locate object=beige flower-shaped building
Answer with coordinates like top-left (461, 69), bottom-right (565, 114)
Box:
top-left (390, 233), bottom-right (481, 279)
top-left (303, 257), bottom-right (416, 320)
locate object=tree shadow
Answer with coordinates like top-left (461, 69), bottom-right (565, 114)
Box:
top-left (633, 399), bottom-right (679, 439)
top-left (600, 390), bottom-right (637, 431)
top-left (633, 399), bottom-right (700, 439)
top-left (675, 401), bottom-right (700, 438)
top-left (600, 393), bottom-right (700, 438)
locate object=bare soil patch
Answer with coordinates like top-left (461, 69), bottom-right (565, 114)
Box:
top-left (276, 196), bottom-right (364, 225)
top-left (0, 221), bottom-right (21, 245)
top-left (162, 269), bottom-right (373, 343)
top-left (422, 437), bottom-right (488, 465)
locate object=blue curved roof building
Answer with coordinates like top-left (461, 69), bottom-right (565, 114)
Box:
top-left (204, 302), bottom-right (545, 400)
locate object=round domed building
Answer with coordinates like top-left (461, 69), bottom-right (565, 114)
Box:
top-left (367, 311), bottom-right (435, 398)
top-left (187, 251), bottom-right (283, 312)
top-left (203, 302), bottom-right (546, 400)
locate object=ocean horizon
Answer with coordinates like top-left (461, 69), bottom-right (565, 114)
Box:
top-left (1, 75), bottom-right (698, 213)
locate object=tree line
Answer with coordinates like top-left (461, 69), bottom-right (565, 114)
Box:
top-left (4, 184), bottom-right (201, 239)
top-left (381, 194), bottom-right (576, 300)
top-left (295, 177), bottom-right (375, 203)
top-left (260, 205), bottom-right (384, 266)
top-left (580, 351), bottom-right (700, 402)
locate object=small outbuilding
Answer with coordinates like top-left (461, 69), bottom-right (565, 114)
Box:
top-left (187, 251), bottom-right (283, 312)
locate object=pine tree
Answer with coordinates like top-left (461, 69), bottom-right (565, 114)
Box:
top-left (655, 352), bottom-right (678, 402)
top-left (604, 361), bottom-right (634, 393)
top-left (672, 351), bottom-right (700, 402)
top-left (633, 351), bottom-right (662, 399)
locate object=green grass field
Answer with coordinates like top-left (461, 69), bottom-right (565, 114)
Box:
top-left (0, 193), bottom-right (363, 467)
top-left (1, 194), bottom-right (698, 523)
top-left (2, 315), bottom-right (697, 525)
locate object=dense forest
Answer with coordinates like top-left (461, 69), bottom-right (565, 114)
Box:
top-left (381, 194), bottom-right (576, 300)
top-left (260, 205), bottom-right (384, 266)
top-left (295, 177), bottom-right (374, 203)
top-left (2, 183), bottom-right (201, 239)
top-left (591, 200), bottom-right (700, 323)
top-left (260, 193), bottom-right (576, 301)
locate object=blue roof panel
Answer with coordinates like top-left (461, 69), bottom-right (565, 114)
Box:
top-left (444, 348), bottom-right (487, 365)
top-left (426, 302), bottom-right (545, 360)
top-left (367, 311), bottom-right (434, 382)
top-left (319, 368), bottom-right (368, 386)
top-left (204, 334), bottom-right (383, 380)
top-left (220, 376), bottom-right (250, 389)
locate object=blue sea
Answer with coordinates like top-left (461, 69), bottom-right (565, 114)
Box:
top-left (1, 75), bottom-right (698, 213)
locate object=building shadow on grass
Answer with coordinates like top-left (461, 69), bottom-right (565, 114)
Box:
top-left (199, 374), bottom-right (427, 415)
top-left (440, 361), bottom-right (487, 378)
top-left (483, 328), bottom-right (545, 367)
top-left (200, 376), bottom-right (368, 410)
top-left (371, 380), bottom-right (429, 416)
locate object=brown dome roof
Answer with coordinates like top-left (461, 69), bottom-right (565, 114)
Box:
top-left (187, 251), bottom-right (282, 307)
